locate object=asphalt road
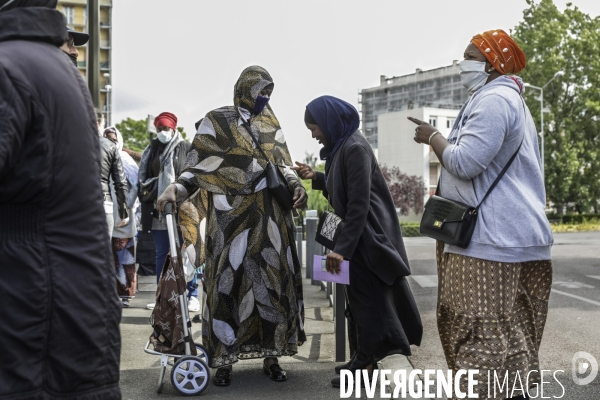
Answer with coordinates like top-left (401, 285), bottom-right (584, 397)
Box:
top-left (405, 232), bottom-right (600, 400)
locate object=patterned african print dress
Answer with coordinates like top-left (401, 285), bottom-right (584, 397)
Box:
top-left (174, 66), bottom-right (305, 367)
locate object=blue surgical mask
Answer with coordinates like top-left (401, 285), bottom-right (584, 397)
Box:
top-left (253, 95), bottom-right (270, 115)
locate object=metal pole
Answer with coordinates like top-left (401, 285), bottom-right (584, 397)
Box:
top-left (540, 87), bottom-right (544, 183)
top-left (87, 0), bottom-right (100, 107)
top-left (305, 211), bottom-right (318, 280)
top-left (295, 226), bottom-right (303, 269)
top-left (334, 283), bottom-right (346, 362)
top-left (106, 85), bottom-right (111, 126)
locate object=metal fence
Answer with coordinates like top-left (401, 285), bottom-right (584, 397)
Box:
top-left (300, 213), bottom-right (346, 362)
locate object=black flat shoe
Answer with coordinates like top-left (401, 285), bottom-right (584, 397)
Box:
top-left (263, 360), bottom-right (287, 382)
top-left (332, 366), bottom-right (375, 388)
top-left (335, 360), bottom-right (379, 374)
top-left (334, 361), bottom-right (352, 374)
top-left (213, 367), bottom-right (232, 386)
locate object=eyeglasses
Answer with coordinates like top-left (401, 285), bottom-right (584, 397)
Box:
top-left (67, 36), bottom-right (76, 47)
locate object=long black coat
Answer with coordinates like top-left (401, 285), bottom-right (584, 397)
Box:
top-left (313, 131), bottom-right (412, 284)
top-left (0, 6), bottom-right (121, 399)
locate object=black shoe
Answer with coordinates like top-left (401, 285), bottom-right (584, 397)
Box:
top-left (335, 360), bottom-right (379, 374)
top-left (263, 359), bottom-right (287, 382)
top-left (331, 367), bottom-right (374, 388)
top-left (192, 314), bottom-right (201, 323)
top-left (213, 367), bottom-right (232, 386)
top-left (335, 361), bottom-right (352, 374)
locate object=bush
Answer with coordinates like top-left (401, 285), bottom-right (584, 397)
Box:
top-left (546, 214), bottom-right (600, 224)
top-left (401, 223), bottom-right (422, 237)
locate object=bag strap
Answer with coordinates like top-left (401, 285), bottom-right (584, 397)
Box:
top-left (242, 121), bottom-right (272, 165)
top-left (475, 97), bottom-right (527, 210)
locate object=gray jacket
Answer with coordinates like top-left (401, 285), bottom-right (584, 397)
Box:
top-left (440, 75), bottom-right (553, 262)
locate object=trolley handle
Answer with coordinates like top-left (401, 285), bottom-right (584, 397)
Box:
top-left (164, 202), bottom-right (174, 216)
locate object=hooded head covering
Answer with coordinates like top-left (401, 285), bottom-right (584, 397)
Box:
top-left (154, 112), bottom-right (177, 130)
top-left (305, 95), bottom-right (360, 175)
top-left (471, 29), bottom-right (526, 75)
top-left (0, 0), bottom-right (57, 12)
top-left (234, 65), bottom-right (274, 114)
top-left (176, 65), bottom-right (292, 197)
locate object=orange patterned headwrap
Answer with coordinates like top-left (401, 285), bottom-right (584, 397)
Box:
top-left (471, 29), bottom-right (526, 75)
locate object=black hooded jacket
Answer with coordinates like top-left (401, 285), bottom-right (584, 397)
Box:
top-left (0, 3), bottom-right (121, 399)
top-left (100, 136), bottom-right (128, 218)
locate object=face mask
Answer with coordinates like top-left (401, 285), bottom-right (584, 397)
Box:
top-left (157, 129), bottom-right (173, 143)
top-left (67, 52), bottom-right (78, 68)
top-left (253, 95), bottom-right (270, 115)
top-left (459, 60), bottom-right (490, 93)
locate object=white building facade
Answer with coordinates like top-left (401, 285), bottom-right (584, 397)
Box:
top-left (377, 107), bottom-right (461, 221)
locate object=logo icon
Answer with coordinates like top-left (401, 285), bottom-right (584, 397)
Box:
top-left (572, 351), bottom-right (598, 385)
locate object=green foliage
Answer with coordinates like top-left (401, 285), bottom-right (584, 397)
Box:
top-left (115, 118), bottom-right (151, 152)
top-left (300, 162), bottom-right (329, 217)
top-left (115, 118), bottom-right (189, 153)
top-left (513, 0), bottom-right (600, 213)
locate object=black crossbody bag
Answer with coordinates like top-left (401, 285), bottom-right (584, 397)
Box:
top-left (243, 121), bottom-right (294, 211)
top-left (420, 99), bottom-right (526, 248)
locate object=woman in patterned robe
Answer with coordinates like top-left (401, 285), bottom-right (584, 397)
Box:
top-left (158, 66), bottom-right (307, 385)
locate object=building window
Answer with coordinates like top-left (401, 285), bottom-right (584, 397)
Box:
top-left (83, 8), bottom-right (87, 26)
top-left (429, 117), bottom-right (437, 127)
top-left (430, 164), bottom-right (439, 184)
top-left (63, 6), bottom-right (75, 24)
top-left (447, 118), bottom-right (455, 129)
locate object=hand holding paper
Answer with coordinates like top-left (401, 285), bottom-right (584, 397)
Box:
top-left (313, 255), bottom-right (350, 285)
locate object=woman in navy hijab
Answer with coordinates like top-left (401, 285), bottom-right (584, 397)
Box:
top-left (293, 95), bottom-right (423, 389)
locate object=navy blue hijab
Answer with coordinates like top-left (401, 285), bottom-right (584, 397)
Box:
top-left (305, 95), bottom-right (360, 176)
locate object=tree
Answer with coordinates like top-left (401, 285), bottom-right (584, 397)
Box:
top-left (379, 165), bottom-right (426, 215)
top-left (115, 118), bottom-right (190, 153)
top-left (513, 0), bottom-right (600, 213)
top-left (299, 161), bottom-right (329, 217)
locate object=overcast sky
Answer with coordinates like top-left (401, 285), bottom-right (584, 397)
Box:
top-left (112, 0), bottom-right (600, 162)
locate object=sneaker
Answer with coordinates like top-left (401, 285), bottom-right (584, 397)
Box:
top-left (122, 300), bottom-right (130, 308)
top-left (146, 302), bottom-right (155, 310)
top-left (188, 296), bottom-right (200, 312)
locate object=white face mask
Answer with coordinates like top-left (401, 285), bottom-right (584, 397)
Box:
top-left (157, 129), bottom-right (173, 143)
top-left (459, 60), bottom-right (490, 93)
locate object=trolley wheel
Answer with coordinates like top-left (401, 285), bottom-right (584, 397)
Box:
top-left (194, 344), bottom-right (210, 366)
top-left (171, 356), bottom-right (210, 396)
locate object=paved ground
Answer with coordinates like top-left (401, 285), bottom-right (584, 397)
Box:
top-left (405, 232), bottom-right (600, 400)
top-left (119, 232), bottom-right (600, 399)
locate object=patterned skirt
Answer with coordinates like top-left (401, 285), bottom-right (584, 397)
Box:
top-left (436, 241), bottom-right (552, 400)
top-left (113, 238), bottom-right (137, 298)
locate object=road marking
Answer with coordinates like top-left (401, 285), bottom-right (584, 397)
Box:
top-left (552, 289), bottom-right (600, 306)
top-left (553, 281), bottom-right (595, 289)
top-left (410, 275), bottom-right (438, 288)
top-left (587, 275), bottom-right (600, 281)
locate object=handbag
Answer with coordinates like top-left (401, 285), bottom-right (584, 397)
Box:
top-left (315, 210), bottom-right (343, 250)
top-left (139, 178), bottom-right (158, 203)
top-left (243, 122), bottom-right (294, 211)
top-left (420, 137), bottom-right (524, 248)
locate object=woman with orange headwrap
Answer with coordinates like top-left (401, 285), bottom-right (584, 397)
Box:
top-left (410, 30), bottom-right (553, 400)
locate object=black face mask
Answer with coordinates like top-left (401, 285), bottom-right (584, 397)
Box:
top-left (65, 51), bottom-right (77, 67)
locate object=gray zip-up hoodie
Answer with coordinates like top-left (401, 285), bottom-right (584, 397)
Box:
top-left (440, 75), bottom-right (553, 262)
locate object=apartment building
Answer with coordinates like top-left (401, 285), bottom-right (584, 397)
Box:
top-left (58, 0), bottom-right (112, 114)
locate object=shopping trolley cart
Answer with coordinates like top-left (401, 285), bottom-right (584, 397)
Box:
top-left (144, 202), bottom-right (210, 395)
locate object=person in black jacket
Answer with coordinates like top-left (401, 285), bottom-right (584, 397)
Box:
top-left (293, 96), bottom-right (423, 390)
top-left (96, 108), bottom-right (129, 236)
top-left (138, 112), bottom-right (198, 311)
top-left (0, 1), bottom-right (121, 398)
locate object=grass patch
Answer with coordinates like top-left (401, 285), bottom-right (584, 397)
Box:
top-left (551, 219), bottom-right (600, 233)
